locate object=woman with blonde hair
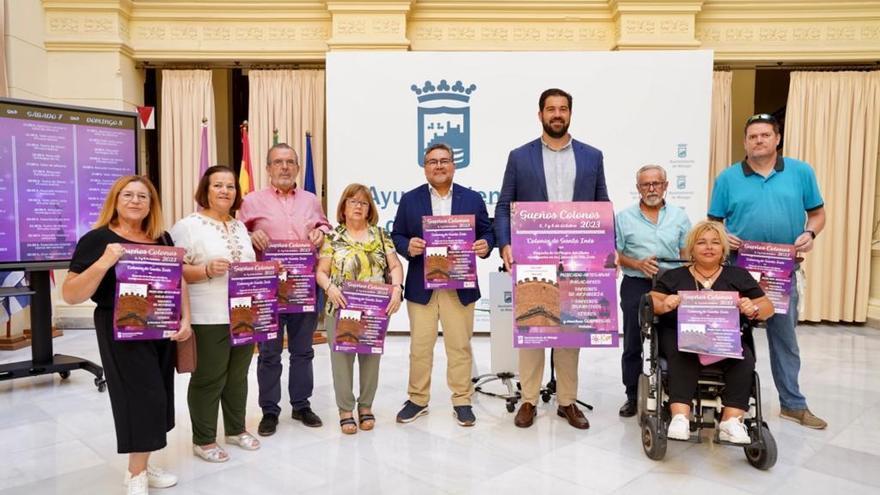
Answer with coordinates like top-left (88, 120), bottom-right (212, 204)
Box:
top-left (63, 175), bottom-right (192, 495)
top-left (650, 220), bottom-right (773, 444)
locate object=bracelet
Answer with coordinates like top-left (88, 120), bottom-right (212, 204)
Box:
top-left (205, 265), bottom-right (212, 279)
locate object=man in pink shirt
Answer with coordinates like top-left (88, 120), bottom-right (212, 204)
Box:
top-left (239, 143), bottom-right (331, 435)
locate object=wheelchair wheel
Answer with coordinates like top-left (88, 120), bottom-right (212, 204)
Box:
top-left (744, 425), bottom-right (777, 470)
top-left (642, 416), bottom-right (667, 461)
top-left (636, 373), bottom-right (649, 426)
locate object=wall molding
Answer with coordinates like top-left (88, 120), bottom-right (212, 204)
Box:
top-left (38, 1), bottom-right (880, 60)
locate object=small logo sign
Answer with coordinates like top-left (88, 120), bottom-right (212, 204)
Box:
top-left (676, 175), bottom-right (687, 190)
top-left (504, 291), bottom-right (512, 304)
top-left (676, 143), bottom-right (688, 159)
top-left (411, 79), bottom-right (477, 169)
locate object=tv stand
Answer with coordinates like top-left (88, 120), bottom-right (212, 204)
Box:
top-left (0, 270), bottom-right (105, 391)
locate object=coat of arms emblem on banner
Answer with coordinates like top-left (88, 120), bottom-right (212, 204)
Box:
top-left (411, 79), bottom-right (476, 169)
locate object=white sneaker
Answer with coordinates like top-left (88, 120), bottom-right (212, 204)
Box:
top-left (667, 414), bottom-right (690, 440)
top-left (125, 470), bottom-right (148, 495)
top-left (719, 417), bottom-right (751, 444)
top-left (124, 465), bottom-right (178, 489)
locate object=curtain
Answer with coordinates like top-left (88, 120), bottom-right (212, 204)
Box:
top-left (707, 71), bottom-right (732, 200)
top-left (159, 70), bottom-right (216, 229)
top-left (784, 71), bottom-right (880, 322)
top-left (247, 70), bottom-right (325, 197)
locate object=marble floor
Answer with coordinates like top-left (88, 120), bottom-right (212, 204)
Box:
top-left (1, 324), bottom-right (879, 494)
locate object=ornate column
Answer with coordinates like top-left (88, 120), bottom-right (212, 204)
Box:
top-left (611, 0), bottom-right (705, 50)
top-left (326, 1), bottom-right (414, 50)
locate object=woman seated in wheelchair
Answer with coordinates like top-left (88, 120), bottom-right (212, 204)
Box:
top-left (650, 221), bottom-right (773, 444)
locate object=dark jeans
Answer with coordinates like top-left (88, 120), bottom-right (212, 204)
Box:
top-left (257, 312), bottom-right (318, 414)
top-left (620, 276), bottom-right (652, 400)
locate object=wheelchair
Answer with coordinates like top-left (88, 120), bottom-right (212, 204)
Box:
top-left (635, 292), bottom-right (778, 470)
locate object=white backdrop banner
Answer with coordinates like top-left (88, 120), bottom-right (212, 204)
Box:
top-left (327, 51), bottom-right (713, 332)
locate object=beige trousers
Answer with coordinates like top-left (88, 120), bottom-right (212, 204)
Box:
top-left (518, 347), bottom-right (580, 406)
top-left (406, 290), bottom-right (475, 406)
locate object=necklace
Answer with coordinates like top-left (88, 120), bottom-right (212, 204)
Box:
top-left (691, 264), bottom-right (722, 290)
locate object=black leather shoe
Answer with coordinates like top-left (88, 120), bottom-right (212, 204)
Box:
top-left (258, 413), bottom-right (278, 436)
top-left (292, 407), bottom-right (323, 428)
top-left (619, 400), bottom-right (637, 418)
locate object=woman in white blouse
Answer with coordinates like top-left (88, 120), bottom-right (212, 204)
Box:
top-left (170, 165), bottom-right (259, 463)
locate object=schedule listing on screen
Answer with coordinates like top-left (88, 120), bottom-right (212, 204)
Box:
top-left (0, 98), bottom-right (137, 266)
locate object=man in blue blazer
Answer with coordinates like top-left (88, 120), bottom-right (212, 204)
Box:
top-left (495, 88), bottom-right (609, 429)
top-left (391, 142), bottom-right (495, 427)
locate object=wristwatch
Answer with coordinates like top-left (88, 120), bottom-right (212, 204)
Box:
top-left (805, 229), bottom-right (816, 239)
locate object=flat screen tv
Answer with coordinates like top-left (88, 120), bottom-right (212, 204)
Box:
top-left (0, 98), bottom-right (138, 270)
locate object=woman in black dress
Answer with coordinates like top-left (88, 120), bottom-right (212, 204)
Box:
top-left (650, 220), bottom-right (773, 444)
top-left (62, 175), bottom-right (192, 495)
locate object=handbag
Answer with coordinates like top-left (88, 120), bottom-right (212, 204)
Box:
top-left (175, 330), bottom-right (197, 374)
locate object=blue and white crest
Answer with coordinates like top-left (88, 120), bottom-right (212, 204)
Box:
top-left (676, 175), bottom-right (687, 190)
top-left (676, 143), bottom-right (688, 159)
top-left (411, 79), bottom-right (476, 168)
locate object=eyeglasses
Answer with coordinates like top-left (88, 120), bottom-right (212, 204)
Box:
top-left (425, 158), bottom-right (454, 168)
top-left (120, 192), bottom-right (150, 203)
top-left (746, 113), bottom-right (777, 125)
top-left (346, 198), bottom-right (369, 208)
top-left (637, 181), bottom-right (667, 190)
top-left (270, 159), bottom-right (297, 168)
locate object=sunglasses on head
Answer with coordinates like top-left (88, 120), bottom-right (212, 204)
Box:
top-left (746, 113), bottom-right (777, 125)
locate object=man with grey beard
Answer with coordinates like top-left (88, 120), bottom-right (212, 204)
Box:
top-left (614, 164), bottom-right (691, 417)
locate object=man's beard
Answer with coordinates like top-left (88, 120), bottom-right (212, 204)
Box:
top-left (642, 194), bottom-right (663, 207)
top-left (542, 119), bottom-right (569, 139)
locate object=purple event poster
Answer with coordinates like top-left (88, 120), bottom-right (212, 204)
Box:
top-left (263, 240), bottom-right (317, 313)
top-left (333, 280), bottom-right (393, 355)
top-left (113, 244), bottom-right (184, 340)
top-left (422, 214), bottom-right (477, 290)
top-left (510, 201), bottom-right (618, 349)
top-left (228, 261), bottom-right (279, 346)
top-left (677, 290), bottom-right (743, 361)
top-left (735, 241), bottom-right (795, 314)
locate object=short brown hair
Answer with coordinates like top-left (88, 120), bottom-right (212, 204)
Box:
top-left (93, 175), bottom-right (165, 240)
top-left (336, 183), bottom-right (379, 225)
top-left (194, 165), bottom-right (242, 214)
top-left (685, 220), bottom-right (730, 262)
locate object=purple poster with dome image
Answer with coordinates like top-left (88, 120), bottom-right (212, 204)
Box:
top-left (333, 280), bottom-right (393, 355)
top-left (735, 240), bottom-right (795, 314)
top-left (422, 214), bottom-right (476, 290)
top-left (263, 240), bottom-right (317, 313)
top-left (677, 290), bottom-right (742, 362)
top-left (113, 244), bottom-right (184, 340)
top-left (228, 261), bottom-right (279, 346)
top-left (510, 201), bottom-right (618, 349)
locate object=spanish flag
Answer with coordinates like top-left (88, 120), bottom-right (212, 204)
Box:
top-left (239, 122), bottom-right (254, 196)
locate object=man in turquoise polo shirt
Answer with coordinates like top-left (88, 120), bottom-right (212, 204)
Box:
top-left (708, 113), bottom-right (827, 429)
top-left (615, 164), bottom-right (691, 417)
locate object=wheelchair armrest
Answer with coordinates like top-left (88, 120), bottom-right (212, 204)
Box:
top-left (639, 293), bottom-right (654, 336)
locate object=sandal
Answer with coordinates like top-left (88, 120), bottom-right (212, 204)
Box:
top-left (193, 444), bottom-right (229, 463)
top-left (358, 412), bottom-right (376, 431)
top-left (339, 417), bottom-right (357, 435)
top-left (225, 432), bottom-right (261, 451)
